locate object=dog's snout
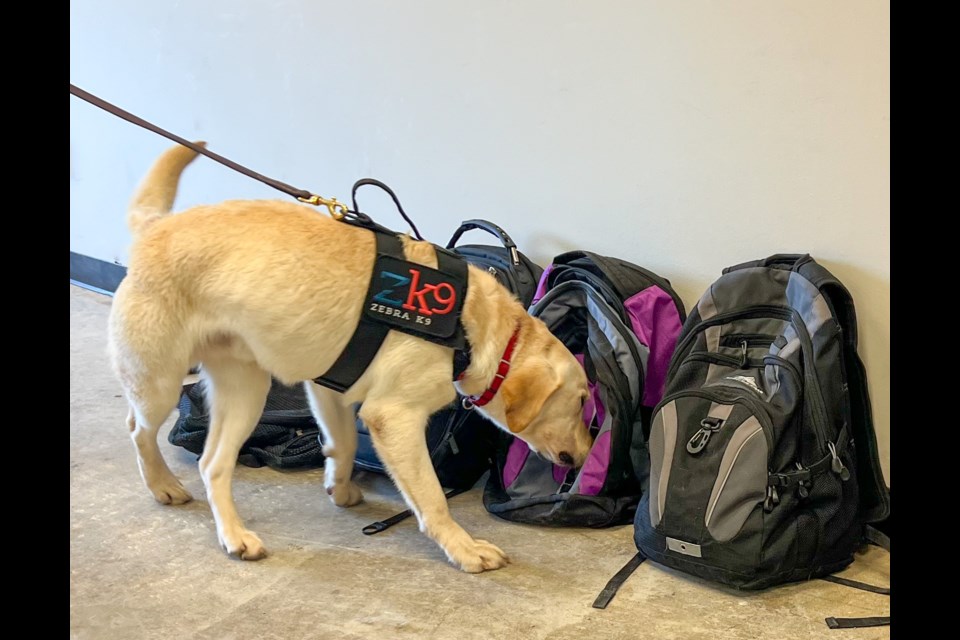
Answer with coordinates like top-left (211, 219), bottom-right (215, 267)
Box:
top-left (558, 451), bottom-right (574, 466)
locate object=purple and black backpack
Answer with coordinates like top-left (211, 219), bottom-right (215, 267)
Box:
top-left (482, 251), bottom-right (686, 526)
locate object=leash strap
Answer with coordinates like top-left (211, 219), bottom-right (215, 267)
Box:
top-left (70, 84), bottom-right (324, 204)
top-left (591, 551), bottom-right (646, 609)
top-left (361, 486), bottom-right (470, 535)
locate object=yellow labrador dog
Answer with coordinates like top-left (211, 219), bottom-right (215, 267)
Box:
top-left (108, 143), bottom-right (593, 572)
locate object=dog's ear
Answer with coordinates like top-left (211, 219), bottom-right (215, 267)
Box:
top-left (499, 361), bottom-right (561, 434)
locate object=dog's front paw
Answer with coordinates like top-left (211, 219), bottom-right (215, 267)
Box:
top-left (218, 528), bottom-right (267, 561)
top-left (149, 477), bottom-right (193, 505)
top-left (448, 538), bottom-right (510, 573)
top-left (326, 481), bottom-right (364, 507)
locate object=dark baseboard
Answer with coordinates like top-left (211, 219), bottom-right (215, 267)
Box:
top-left (70, 252), bottom-right (127, 295)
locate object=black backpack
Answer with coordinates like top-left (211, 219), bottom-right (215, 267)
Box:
top-left (595, 254), bottom-right (890, 628)
top-left (353, 219), bottom-right (545, 491)
top-left (169, 378), bottom-right (324, 469)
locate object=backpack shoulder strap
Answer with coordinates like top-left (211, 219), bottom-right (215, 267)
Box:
top-left (789, 258), bottom-right (890, 525)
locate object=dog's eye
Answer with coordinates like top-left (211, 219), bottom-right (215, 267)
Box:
top-left (580, 395), bottom-right (586, 408)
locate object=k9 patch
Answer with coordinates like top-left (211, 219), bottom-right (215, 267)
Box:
top-left (363, 255), bottom-right (467, 341)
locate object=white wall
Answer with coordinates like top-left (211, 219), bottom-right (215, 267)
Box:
top-left (70, 1), bottom-right (889, 480)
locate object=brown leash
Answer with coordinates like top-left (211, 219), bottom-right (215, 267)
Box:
top-left (69, 83), bottom-right (350, 220)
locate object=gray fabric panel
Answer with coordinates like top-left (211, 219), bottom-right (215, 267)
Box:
top-left (534, 282), bottom-right (648, 408)
top-left (666, 537), bottom-right (702, 557)
top-left (701, 286), bottom-right (720, 378)
top-left (647, 410), bottom-right (664, 527)
top-left (775, 324), bottom-right (801, 361)
top-left (696, 284), bottom-right (719, 321)
top-left (506, 449), bottom-right (564, 500)
top-left (763, 362), bottom-right (781, 398)
top-left (787, 272), bottom-right (834, 338)
top-left (704, 417), bottom-right (768, 542)
top-left (648, 400), bottom-right (678, 527)
top-left (586, 295), bottom-right (648, 405)
top-left (707, 402), bottom-right (736, 422)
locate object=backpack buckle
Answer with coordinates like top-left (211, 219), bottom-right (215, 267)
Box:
top-left (686, 418), bottom-right (724, 455)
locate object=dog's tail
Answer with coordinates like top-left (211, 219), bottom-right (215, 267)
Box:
top-left (127, 142), bottom-right (205, 237)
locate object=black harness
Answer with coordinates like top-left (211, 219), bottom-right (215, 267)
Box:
top-left (313, 215), bottom-right (473, 393)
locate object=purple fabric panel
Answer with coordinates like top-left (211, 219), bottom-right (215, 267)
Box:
top-left (625, 286), bottom-right (684, 407)
top-left (578, 430), bottom-right (612, 496)
top-left (531, 263), bottom-right (555, 305)
top-left (503, 438), bottom-right (530, 487)
top-left (593, 383), bottom-right (605, 427)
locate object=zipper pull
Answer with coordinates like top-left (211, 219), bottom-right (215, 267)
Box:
top-left (828, 442), bottom-right (851, 481)
top-left (740, 339), bottom-right (749, 368)
top-left (686, 417), bottom-right (723, 455)
top-left (795, 462), bottom-right (810, 499)
top-left (764, 484), bottom-right (780, 512)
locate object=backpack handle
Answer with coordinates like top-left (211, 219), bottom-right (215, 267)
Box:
top-left (758, 254), bottom-right (809, 268)
top-left (724, 254), bottom-right (812, 274)
top-left (446, 219), bottom-right (520, 266)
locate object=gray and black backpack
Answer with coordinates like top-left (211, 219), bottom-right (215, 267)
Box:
top-left (596, 254), bottom-right (890, 628)
top-left (482, 251), bottom-right (686, 526)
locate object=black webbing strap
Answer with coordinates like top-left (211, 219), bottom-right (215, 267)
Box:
top-left (864, 523), bottom-right (890, 551)
top-left (822, 524), bottom-right (890, 629)
top-left (313, 231), bottom-right (403, 392)
top-left (592, 552), bottom-right (646, 609)
top-left (825, 616), bottom-right (890, 629)
top-left (821, 575), bottom-right (890, 596)
top-left (361, 486), bottom-right (470, 535)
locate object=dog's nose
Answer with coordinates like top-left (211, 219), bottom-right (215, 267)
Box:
top-left (558, 451), bottom-right (574, 466)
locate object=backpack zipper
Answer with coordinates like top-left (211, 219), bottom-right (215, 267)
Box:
top-left (655, 387), bottom-right (774, 453)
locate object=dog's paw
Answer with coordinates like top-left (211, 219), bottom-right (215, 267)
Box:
top-left (326, 481), bottom-right (364, 507)
top-left (449, 538), bottom-right (510, 573)
top-left (219, 528), bottom-right (267, 561)
top-left (150, 478), bottom-right (193, 505)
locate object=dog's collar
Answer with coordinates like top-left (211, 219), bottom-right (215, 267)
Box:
top-left (458, 325), bottom-right (521, 408)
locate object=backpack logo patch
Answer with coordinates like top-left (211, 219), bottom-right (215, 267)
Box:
top-left (725, 375), bottom-right (763, 396)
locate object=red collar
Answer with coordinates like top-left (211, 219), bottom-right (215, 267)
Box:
top-left (459, 325), bottom-right (521, 408)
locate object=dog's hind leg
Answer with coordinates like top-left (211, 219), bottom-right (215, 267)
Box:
top-left (304, 382), bottom-right (363, 507)
top-left (198, 358), bottom-right (271, 560)
top-left (124, 379), bottom-right (194, 505)
top-left (358, 400), bottom-right (510, 573)
top-left (110, 284), bottom-right (194, 505)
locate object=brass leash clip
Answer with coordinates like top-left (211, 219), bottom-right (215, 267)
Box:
top-left (298, 194), bottom-right (349, 221)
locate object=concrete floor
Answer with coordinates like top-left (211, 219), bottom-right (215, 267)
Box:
top-left (70, 285), bottom-right (890, 639)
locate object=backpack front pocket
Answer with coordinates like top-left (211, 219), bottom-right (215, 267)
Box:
top-left (647, 388), bottom-right (781, 572)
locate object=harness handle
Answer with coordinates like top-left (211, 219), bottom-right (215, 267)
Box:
top-left (350, 179), bottom-right (424, 240)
